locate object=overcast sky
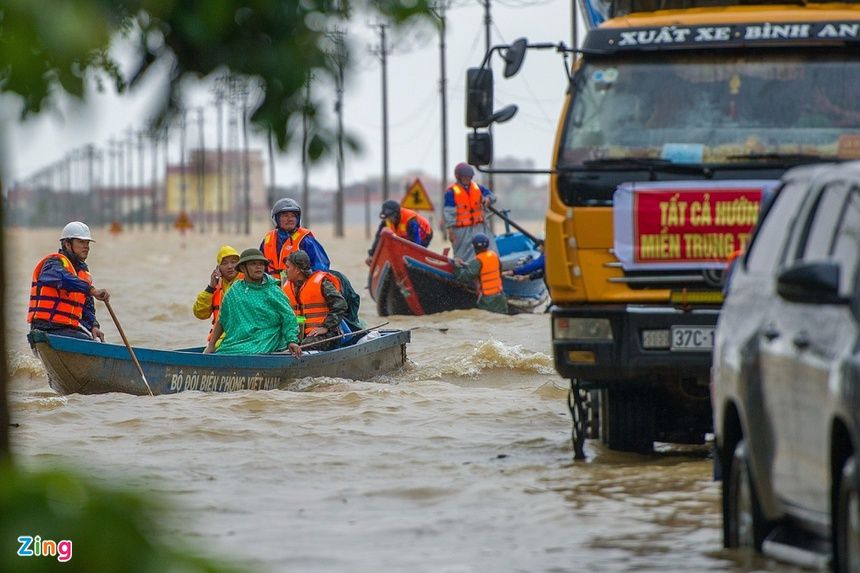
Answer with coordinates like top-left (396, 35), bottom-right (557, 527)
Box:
top-left (3, 0), bottom-right (578, 192)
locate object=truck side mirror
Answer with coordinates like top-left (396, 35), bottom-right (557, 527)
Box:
top-left (468, 132), bottom-right (493, 166)
top-left (503, 38), bottom-right (528, 78)
top-left (776, 260), bottom-right (847, 305)
top-left (466, 68), bottom-right (493, 128)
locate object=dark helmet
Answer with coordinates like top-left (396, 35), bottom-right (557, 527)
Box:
top-left (271, 198), bottom-right (302, 226)
top-left (471, 233), bottom-right (490, 250)
top-left (454, 162), bottom-right (474, 179)
top-left (379, 199), bottom-right (401, 219)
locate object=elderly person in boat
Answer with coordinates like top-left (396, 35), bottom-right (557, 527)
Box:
top-left (282, 250), bottom-right (348, 351)
top-left (193, 245), bottom-right (241, 349)
top-left (204, 248), bottom-right (301, 357)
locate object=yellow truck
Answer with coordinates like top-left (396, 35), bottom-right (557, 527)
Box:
top-left (466, 2), bottom-right (860, 455)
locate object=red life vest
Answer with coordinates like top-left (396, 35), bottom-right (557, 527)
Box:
top-left (262, 227), bottom-right (313, 273)
top-left (448, 181), bottom-right (485, 227)
top-left (476, 250), bottom-right (503, 296)
top-left (27, 253), bottom-right (92, 329)
top-left (384, 207), bottom-right (433, 243)
top-left (282, 271), bottom-right (342, 338)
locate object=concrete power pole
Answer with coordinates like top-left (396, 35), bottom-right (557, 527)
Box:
top-left (332, 29), bottom-right (346, 238)
top-left (434, 1), bottom-right (450, 208)
top-left (197, 107), bottom-right (206, 232)
top-left (370, 22), bottom-right (391, 202)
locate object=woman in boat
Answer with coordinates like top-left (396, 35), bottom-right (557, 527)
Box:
top-left (365, 200), bottom-right (434, 265)
top-left (204, 248), bottom-right (301, 357)
top-left (192, 245), bottom-right (240, 349)
top-left (453, 233), bottom-right (508, 314)
top-left (27, 221), bottom-right (110, 341)
top-left (282, 250), bottom-right (348, 351)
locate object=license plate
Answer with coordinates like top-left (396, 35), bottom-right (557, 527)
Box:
top-left (670, 326), bottom-right (714, 351)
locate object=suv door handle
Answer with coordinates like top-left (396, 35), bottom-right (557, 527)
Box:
top-left (793, 332), bottom-right (810, 350)
top-left (762, 326), bottom-right (780, 341)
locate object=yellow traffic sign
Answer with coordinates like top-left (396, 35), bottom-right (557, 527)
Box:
top-left (174, 211), bottom-right (194, 230)
top-left (401, 178), bottom-right (435, 211)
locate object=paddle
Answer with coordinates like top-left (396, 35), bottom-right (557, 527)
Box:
top-left (487, 205), bottom-right (544, 246)
top-left (103, 300), bottom-right (154, 396)
top-left (291, 321), bottom-right (390, 352)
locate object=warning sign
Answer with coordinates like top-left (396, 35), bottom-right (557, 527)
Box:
top-left (174, 211), bottom-right (194, 231)
top-left (401, 178), bottom-right (435, 211)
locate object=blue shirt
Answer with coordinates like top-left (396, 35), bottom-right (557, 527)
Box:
top-left (259, 228), bottom-right (331, 272)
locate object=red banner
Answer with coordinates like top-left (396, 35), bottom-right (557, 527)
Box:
top-left (633, 187), bottom-right (763, 264)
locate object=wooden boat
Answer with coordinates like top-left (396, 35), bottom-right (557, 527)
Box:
top-left (27, 328), bottom-right (411, 396)
top-left (368, 228), bottom-right (547, 316)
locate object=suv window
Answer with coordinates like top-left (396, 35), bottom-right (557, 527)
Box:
top-left (800, 180), bottom-right (850, 261)
top-left (832, 188), bottom-right (860, 295)
top-left (745, 180), bottom-right (806, 274)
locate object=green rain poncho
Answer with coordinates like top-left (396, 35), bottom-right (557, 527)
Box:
top-left (215, 274), bottom-right (299, 354)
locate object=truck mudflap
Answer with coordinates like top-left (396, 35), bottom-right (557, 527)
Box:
top-left (551, 303), bottom-right (720, 382)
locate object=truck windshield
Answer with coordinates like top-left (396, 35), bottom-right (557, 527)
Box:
top-left (559, 50), bottom-right (860, 172)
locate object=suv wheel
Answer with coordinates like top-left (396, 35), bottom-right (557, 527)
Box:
top-left (724, 440), bottom-right (766, 550)
top-left (836, 457), bottom-right (860, 573)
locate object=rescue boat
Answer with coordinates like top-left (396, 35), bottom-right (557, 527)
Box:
top-left (368, 228), bottom-right (547, 316)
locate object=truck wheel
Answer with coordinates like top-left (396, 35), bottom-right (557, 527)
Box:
top-left (724, 440), bottom-right (766, 551)
top-left (601, 387), bottom-right (654, 453)
top-left (835, 457), bottom-right (860, 573)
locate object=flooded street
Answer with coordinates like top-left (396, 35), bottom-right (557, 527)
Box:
top-left (6, 223), bottom-right (792, 571)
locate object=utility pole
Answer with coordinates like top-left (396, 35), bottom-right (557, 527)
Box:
top-left (433, 0), bottom-right (450, 207)
top-left (483, 0), bottom-right (495, 198)
top-left (301, 73), bottom-right (311, 228)
top-left (267, 129), bottom-right (276, 211)
top-left (197, 107), bottom-right (206, 232)
top-left (150, 128), bottom-right (159, 230)
top-left (371, 22), bottom-right (391, 201)
top-left (180, 111), bottom-right (187, 219)
top-left (332, 29), bottom-right (346, 237)
top-left (138, 130), bottom-right (145, 229)
top-left (213, 82), bottom-right (226, 232)
top-left (241, 89), bottom-right (251, 235)
top-left (126, 128), bottom-right (135, 226)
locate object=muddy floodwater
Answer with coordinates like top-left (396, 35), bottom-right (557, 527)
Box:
top-left (6, 224), bottom-right (798, 571)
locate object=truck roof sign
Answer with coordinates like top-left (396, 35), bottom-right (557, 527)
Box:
top-left (583, 21), bottom-right (860, 52)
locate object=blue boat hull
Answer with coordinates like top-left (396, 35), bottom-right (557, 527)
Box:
top-left (27, 329), bottom-right (411, 396)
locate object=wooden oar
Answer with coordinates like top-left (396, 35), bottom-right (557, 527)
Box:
top-left (487, 205), bottom-right (544, 246)
top-left (291, 322), bottom-right (390, 352)
top-left (103, 300), bottom-right (154, 396)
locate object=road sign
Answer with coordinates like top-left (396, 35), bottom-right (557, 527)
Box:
top-left (174, 211), bottom-right (194, 231)
top-left (401, 178), bottom-right (434, 211)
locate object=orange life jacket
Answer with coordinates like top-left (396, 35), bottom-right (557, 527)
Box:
top-left (207, 274), bottom-right (242, 341)
top-left (282, 271), bottom-right (342, 338)
top-left (262, 227), bottom-right (313, 273)
top-left (27, 253), bottom-right (92, 329)
top-left (448, 181), bottom-right (485, 227)
top-left (476, 250), bottom-right (503, 296)
top-left (385, 207), bottom-right (433, 243)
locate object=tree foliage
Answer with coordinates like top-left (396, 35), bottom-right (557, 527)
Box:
top-left (0, 0), bottom-right (431, 153)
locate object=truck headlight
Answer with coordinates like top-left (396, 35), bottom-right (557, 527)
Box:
top-left (554, 318), bottom-right (613, 340)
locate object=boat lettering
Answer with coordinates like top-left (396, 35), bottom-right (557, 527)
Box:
top-left (168, 372), bottom-right (281, 391)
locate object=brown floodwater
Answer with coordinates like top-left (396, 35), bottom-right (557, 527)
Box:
top-left (6, 223), bottom-right (797, 571)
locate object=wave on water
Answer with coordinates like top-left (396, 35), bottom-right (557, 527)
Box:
top-left (9, 350), bottom-right (46, 379)
top-left (151, 302), bottom-right (192, 322)
top-left (424, 338), bottom-right (555, 379)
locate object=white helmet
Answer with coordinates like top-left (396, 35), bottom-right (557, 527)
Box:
top-left (60, 221), bottom-right (95, 242)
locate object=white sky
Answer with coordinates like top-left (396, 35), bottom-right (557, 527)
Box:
top-left (3, 0), bottom-right (579, 191)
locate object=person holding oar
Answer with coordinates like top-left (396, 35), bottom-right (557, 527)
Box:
top-left (204, 248), bottom-right (302, 357)
top-left (27, 221), bottom-right (110, 341)
top-left (282, 250), bottom-right (349, 351)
